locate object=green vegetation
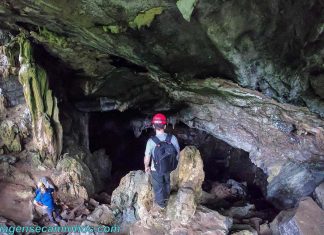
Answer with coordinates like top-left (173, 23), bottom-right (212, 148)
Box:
top-left (129, 7), bottom-right (164, 30)
top-left (33, 27), bottom-right (68, 48)
top-left (102, 25), bottom-right (126, 34)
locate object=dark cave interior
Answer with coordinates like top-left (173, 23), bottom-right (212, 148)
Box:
top-left (88, 110), bottom-right (277, 217)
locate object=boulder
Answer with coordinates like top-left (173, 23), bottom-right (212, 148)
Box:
top-left (0, 183), bottom-right (34, 224)
top-left (84, 148), bottom-right (112, 192)
top-left (0, 216), bottom-right (16, 235)
top-left (226, 179), bottom-right (247, 198)
top-left (166, 187), bottom-right (196, 224)
top-left (130, 205), bottom-right (232, 235)
top-left (223, 203), bottom-right (256, 219)
top-left (313, 182), bottom-right (324, 209)
top-left (53, 155), bottom-right (95, 200)
top-left (0, 155), bottom-right (17, 164)
top-left (111, 170), bottom-right (153, 222)
top-left (171, 146), bottom-right (205, 200)
top-left (210, 182), bottom-right (232, 199)
top-left (267, 162), bottom-right (324, 209)
top-left (0, 120), bottom-right (21, 152)
top-left (181, 206), bottom-right (232, 235)
top-left (86, 204), bottom-right (115, 225)
top-left (112, 146), bottom-right (223, 232)
top-left (270, 197), bottom-right (324, 235)
top-left (111, 147), bottom-right (204, 225)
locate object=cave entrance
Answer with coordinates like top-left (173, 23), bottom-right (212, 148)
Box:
top-left (88, 110), bottom-right (277, 221)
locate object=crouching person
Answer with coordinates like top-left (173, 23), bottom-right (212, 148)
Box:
top-left (33, 182), bottom-right (63, 225)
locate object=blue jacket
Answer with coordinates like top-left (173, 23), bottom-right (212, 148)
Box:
top-left (34, 188), bottom-right (55, 210)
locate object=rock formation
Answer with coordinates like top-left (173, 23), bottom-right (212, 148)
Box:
top-left (17, 36), bottom-right (62, 162)
top-left (111, 146), bottom-right (233, 234)
top-left (54, 154), bottom-right (95, 201)
top-left (270, 197), bottom-right (324, 235)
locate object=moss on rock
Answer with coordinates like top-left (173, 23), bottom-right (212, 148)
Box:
top-left (102, 25), bottom-right (126, 34)
top-left (129, 7), bottom-right (164, 30)
top-left (35, 27), bottom-right (68, 48)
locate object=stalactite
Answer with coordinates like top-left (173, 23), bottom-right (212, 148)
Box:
top-left (17, 35), bottom-right (62, 162)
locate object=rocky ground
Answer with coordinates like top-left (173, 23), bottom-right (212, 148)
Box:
top-left (1, 135), bottom-right (324, 234)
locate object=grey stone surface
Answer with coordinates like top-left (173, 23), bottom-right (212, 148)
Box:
top-left (0, 76), bottom-right (24, 107)
top-left (270, 197), bottom-right (324, 235)
top-left (314, 182), bottom-right (324, 209)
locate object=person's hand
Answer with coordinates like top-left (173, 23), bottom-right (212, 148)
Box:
top-left (145, 166), bottom-right (151, 174)
top-left (34, 201), bottom-right (43, 207)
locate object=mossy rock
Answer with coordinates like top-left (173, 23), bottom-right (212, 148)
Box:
top-left (56, 155), bottom-right (95, 196)
top-left (36, 27), bottom-right (68, 48)
top-left (129, 7), bottom-right (163, 30)
top-left (0, 120), bottom-right (22, 153)
top-left (17, 36), bottom-right (63, 160)
top-left (102, 25), bottom-right (126, 34)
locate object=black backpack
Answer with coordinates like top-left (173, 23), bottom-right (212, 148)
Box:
top-left (151, 134), bottom-right (178, 174)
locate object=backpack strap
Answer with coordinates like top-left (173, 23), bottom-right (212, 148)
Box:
top-left (151, 136), bottom-right (161, 146)
top-left (166, 134), bottom-right (172, 144)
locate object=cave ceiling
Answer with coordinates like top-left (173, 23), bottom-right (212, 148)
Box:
top-left (0, 0), bottom-right (323, 116)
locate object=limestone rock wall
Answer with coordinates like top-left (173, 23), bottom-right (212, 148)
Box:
top-left (17, 36), bottom-right (62, 162)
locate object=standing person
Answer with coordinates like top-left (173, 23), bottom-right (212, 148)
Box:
top-left (33, 182), bottom-right (63, 225)
top-left (144, 113), bottom-right (180, 213)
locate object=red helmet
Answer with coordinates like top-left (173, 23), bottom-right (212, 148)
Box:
top-left (152, 113), bottom-right (167, 125)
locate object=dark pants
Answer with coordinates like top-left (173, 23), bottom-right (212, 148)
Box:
top-left (46, 207), bottom-right (62, 223)
top-left (151, 171), bottom-right (171, 208)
